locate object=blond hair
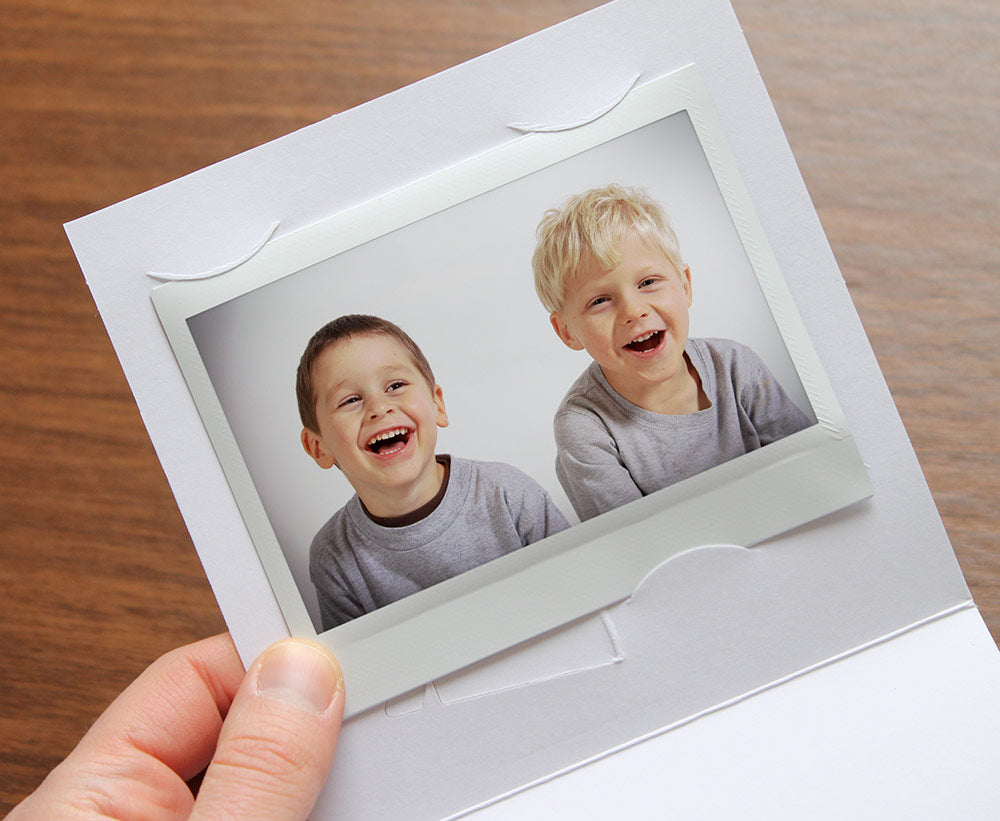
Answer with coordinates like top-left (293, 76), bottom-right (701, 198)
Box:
top-left (532, 184), bottom-right (685, 313)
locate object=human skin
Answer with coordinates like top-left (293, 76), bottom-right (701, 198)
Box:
top-left (301, 333), bottom-right (449, 518)
top-left (8, 634), bottom-right (344, 821)
top-left (550, 232), bottom-right (708, 415)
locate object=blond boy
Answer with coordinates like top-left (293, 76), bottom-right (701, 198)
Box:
top-left (297, 314), bottom-right (569, 629)
top-left (533, 184), bottom-right (811, 521)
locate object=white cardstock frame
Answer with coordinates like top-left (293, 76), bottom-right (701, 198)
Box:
top-left (151, 65), bottom-right (872, 716)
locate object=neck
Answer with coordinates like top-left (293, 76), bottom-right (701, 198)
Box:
top-left (357, 458), bottom-right (445, 518)
top-left (607, 354), bottom-right (708, 415)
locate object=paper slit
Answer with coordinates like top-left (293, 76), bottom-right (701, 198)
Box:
top-left (627, 544), bottom-right (750, 601)
top-left (507, 73), bottom-right (641, 133)
top-left (599, 609), bottom-right (626, 662)
top-left (457, 599), bottom-right (977, 818)
top-left (146, 220), bottom-right (280, 281)
top-left (435, 655), bottom-right (622, 706)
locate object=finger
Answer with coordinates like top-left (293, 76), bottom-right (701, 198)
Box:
top-left (86, 633), bottom-right (245, 777)
top-left (190, 638), bottom-right (344, 821)
top-left (8, 633), bottom-right (245, 821)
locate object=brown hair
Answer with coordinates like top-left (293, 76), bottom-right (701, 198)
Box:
top-left (532, 184), bottom-right (686, 314)
top-left (296, 314), bottom-right (435, 432)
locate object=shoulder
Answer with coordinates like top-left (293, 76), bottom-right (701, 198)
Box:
top-left (691, 337), bottom-right (768, 381)
top-left (455, 456), bottom-right (544, 494)
top-left (691, 337), bottom-right (757, 365)
top-left (308, 503), bottom-right (353, 567)
top-left (455, 458), bottom-right (559, 516)
top-left (555, 364), bottom-right (619, 435)
top-left (453, 457), bottom-right (567, 535)
top-left (557, 363), bottom-right (608, 411)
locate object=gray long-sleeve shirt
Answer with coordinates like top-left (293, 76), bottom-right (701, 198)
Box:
top-left (310, 456), bottom-right (570, 629)
top-left (554, 337), bottom-right (812, 522)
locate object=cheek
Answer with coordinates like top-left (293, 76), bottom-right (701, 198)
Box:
top-left (329, 420), bottom-right (358, 447)
top-left (572, 314), bottom-right (597, 337)
top-left (585, 319), bottom-right (614, 347)
top-left (398, 398), bottom-right (428, 422)
top-left (421, 398), bottom-right (442, 422)
top-left (677, 298), bottom-right (691, 324)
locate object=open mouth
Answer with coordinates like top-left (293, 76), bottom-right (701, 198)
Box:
top-left (366, 427), bottom-right (411, 455)
top-left (624, 330), bottom-right (664, 353)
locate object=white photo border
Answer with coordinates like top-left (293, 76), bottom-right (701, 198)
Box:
top-left (152, 65), bottom-right (872, 716)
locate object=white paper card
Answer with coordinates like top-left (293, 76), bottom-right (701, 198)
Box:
top-left (64, 0), bottom-right (978, 816)
top-left (150, 66), bottom-right (871, 714)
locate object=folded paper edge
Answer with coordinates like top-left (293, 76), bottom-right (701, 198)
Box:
top-left (451, 598), bottom-right (978, 819)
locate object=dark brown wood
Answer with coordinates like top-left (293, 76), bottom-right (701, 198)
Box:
top-left (734, 0), bottom-right (1000, 642)
top-left (2, 0), bottom-right (997, 811)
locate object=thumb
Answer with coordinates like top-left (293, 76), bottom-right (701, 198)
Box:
top-left (190, 638), bottom-right (345, 821)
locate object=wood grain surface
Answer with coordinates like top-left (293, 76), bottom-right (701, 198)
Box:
top-left (2, 0), bottom-right (997, 811)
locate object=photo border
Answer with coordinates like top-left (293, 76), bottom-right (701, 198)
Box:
top-left (152, 65), bottom-right (872, 715)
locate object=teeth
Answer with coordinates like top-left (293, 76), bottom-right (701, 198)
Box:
top-left (631, 331), bottom-right (658, 343)
top-left (367, 427), bottom-right (408, 446)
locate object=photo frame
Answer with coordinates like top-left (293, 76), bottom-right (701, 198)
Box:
top-left (151, 64), bottom-right (872, 715)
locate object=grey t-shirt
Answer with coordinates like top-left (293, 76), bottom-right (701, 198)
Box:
top-left (554, 337), bottom-right (812, 521)
top-left (310, 456), bottom-right (570, 629)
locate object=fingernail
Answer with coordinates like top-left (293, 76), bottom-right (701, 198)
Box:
top-left (256, 639), bottom-right (343, 714)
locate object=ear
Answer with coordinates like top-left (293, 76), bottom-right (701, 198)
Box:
top-left (550, 312), bottom-right (585, 351)
top-left (301, 427), bottom-right (336, 469)
top-left (433, 385), bottom-right (449, 428)
top-left (681, 265), bottom-right (693, 306)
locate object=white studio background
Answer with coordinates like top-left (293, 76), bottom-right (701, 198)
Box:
top-left (188, 111), bottom-right (815, 629)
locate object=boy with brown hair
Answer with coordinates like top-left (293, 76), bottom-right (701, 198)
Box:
top-left (297, 314), bottom-right (568, 628)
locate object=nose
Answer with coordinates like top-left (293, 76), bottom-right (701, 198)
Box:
top-left (367, 400), bottom-right (394, 420)
top-left (619, 292), bottom-right (647, 324)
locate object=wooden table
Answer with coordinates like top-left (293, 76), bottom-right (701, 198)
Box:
top-left (2, 0), bottom-right (997, 811)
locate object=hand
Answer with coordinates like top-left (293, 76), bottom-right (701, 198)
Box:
top-left (10, 633), bottom-right (344, 820)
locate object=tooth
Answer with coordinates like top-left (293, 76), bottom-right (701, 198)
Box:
top-left (370, 428), bottom-right (407, 446)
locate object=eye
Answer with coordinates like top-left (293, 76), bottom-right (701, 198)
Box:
top-left (386, 380), bottom-right (407, 392)
top-left (336, 394), bottom-right (362, 409)
top-left (638, 276), bottom-right (659, 288)
top-left (587, 296), bottom-right (610, 310)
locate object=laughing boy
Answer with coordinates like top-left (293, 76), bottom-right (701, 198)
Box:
top-left (297, 314), bottom-right (569, 629)
top-left (533, 184), bottom-right (811, 522)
